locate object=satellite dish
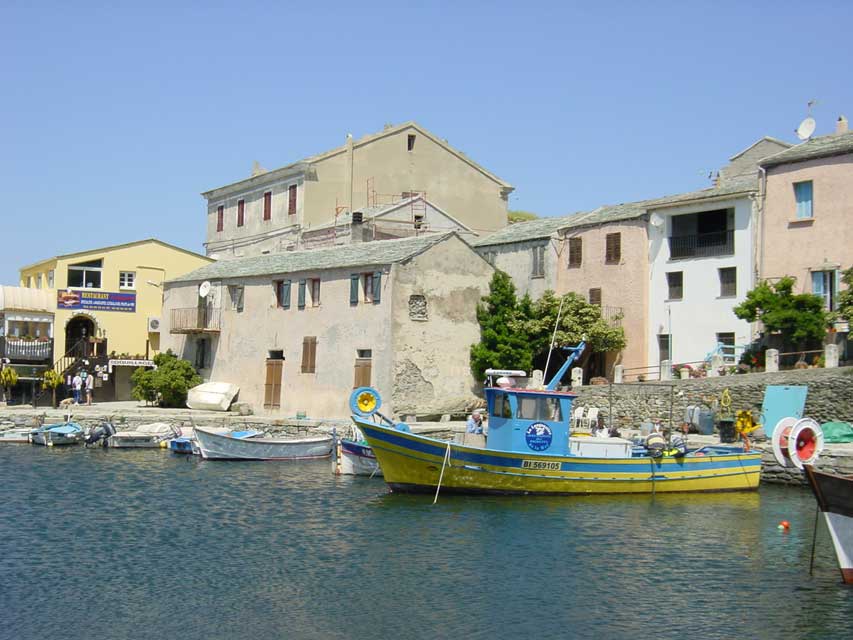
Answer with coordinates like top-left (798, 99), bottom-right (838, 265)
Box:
top-left (198, 281), bottom-right (212, 298)
top-left (649, 213), bottom-right (665, 228)
top-left (796, 117), bottom-right (816, 141)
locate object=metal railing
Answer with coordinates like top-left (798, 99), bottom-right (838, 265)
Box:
top-left (601, 306), bottom-right (624, 326)
top-left (170, 307), bottom-right (220, 333)
top-left (0, 337), bottom-right (53, 361)
top-left (668, 229), bottom-right (734, 259)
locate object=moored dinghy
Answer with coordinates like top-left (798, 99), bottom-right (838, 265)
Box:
top-left (353, 343), bottom-right (763, 496)
top-left (107, 422), bottom-right (181, 448)
top-left (195, 426), bottom-right (333, 460)
top-left (30, 422), bottom-right (84, 446)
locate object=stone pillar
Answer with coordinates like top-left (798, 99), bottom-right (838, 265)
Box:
top-left (765, 349), bottom-right (779, 372)
top-left (614, 365), bottom-right (624, 384)
top-left (825, 343), bottom-right (839, 368)
top-left (571, 367), bottom-right (583, 388)
top-left (709, 354), bottom-right (723, 377)
top-left (660, 360), bottom-right (672, 381)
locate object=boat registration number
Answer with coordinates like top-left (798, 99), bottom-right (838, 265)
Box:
top-left (521, 460), bottom-right (561, 471)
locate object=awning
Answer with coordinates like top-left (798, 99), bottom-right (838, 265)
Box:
top-left (0, 286), bottom-right (56, 313)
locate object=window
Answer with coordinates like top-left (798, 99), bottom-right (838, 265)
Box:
top-left (794, 181), bottom-right (813, 219)
top-left (718, 267), bottom-right (736, 298)
top-left (195, 338), bottom-right (209, 369)
top-left (667, 272), bottom-right (683, 300)
top-left (119, 271), bottom-right (136, 290)
top-left (605, 233), bottom-right (621, 264)
top-left (532, 245), bottom-right (545, 278)
top-left (363, 273), bottom-right (374, 302)
top-left (216, 206), bottom-right (224, 232)
top-left (67, 259), bottom-right (103, 288)
top-left (229, 285), bottom-right (245, 312)
top-left (812, 270), bottom-right (838, 310)
top-left (407, 134), bottom-right (416, 151)
top-left (309, 278), bottom-right (320, 306)
top-left (301, 336), bottom-right (317, 373)
top-left (35, 274), bottom-right (42, 289)
top-left (716, 332), bottom-right (735, 363)
top-left (274, 280), bottom-right (290, 309)
top-left (263, 191), bottom-right (272, 221)
top-left (47, 270), bottom-right (54, 288)
top-left (568, 237), bottom-right (582, 267)
top-left (237, 199), bottom-right (245, 227)
top-left (26, 276), bottom-right (31, 287)
top-left (354, 350), bottom-right (372, 388)
top-left (589, 288), bottom-right (602, 306)
top-left (350, 271), bottom-right (381, 304)
top-left (288, 185), bottom-right (297, 216)
top-left (658, 334), bottom-right (671, 363)
top-left (516, 395), bottom-right (562, 421)
top-left (491, 393), bottom-right (513, 419)
top-left (409, 294), bottom-right (428, 320)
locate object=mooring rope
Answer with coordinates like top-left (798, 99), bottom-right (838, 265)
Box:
top-left (433, 441), bottom-right (453, 505)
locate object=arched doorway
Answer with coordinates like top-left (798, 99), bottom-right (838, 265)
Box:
top-left (65, 315), bottom-right (96, 358)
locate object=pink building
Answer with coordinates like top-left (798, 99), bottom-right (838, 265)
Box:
top-left (760, 119), bottom-right (853, 311)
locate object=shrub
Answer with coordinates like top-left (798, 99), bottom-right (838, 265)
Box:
top-left (131, 350), bottom-right (202, 408)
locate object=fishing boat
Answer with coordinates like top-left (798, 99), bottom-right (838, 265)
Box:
top-left (107, 422), bottom-right (181, 448)
top-left (0, 422), bottom-right (32, 443)
top-left (352, 343), bottom-right (763, 496)
top-left (30, 422), bottom-right (84, 446)
top-left (333, 426), bottom-right (382, 477)
top-left (194, 426), bottom-right (333, 460)
top-left (803, 465), bottom-right (853, 585)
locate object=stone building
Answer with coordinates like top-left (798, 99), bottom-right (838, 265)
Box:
top-left (202, 122), bottom-right (514, 259)
top-left (161, 232), bottom-right (493, 419)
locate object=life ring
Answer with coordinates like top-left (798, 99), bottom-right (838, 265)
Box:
top-left (771, 417), bottom-right (824, 469)
top-left (349, 387), bottom-right (382, 417)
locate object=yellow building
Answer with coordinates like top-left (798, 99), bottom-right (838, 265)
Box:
top-left (19, 239), bottom-right (211, 400)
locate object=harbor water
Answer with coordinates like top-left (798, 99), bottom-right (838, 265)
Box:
top-left (2, 446), bottom-right (852, 640)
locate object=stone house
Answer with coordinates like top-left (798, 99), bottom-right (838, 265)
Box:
top-left (759, 118), bottom-right (853, 311)
top-left (161, 233), bottom-right (493, 419)
top-left (202, 122), bottom-right (514, 259)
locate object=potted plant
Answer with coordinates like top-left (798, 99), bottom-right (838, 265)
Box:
top-left (42, 369), bottom-right (62, 408)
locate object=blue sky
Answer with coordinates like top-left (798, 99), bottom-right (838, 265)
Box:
top-left (2, 1), bottom-right (852, 283)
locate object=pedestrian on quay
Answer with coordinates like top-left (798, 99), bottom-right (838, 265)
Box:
top-left (85, 371), bottom-right (94, 405)
top-left (72, 371), bottom-right (83, 405)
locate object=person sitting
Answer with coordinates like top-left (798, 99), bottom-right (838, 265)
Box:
top-left (466, 410), bottom-right (485, 434)
top-left (645, 429), bottom-right (667, 457)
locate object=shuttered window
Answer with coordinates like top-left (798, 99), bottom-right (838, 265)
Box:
top-left (372, 271), bottom-right (381, 303)
top-left (605, 233), bottom-right (621, 264)
top-left (354, 357), bottom-right (372, 388)
top-left (718, 268), bottom-right (736, 298)
top-left (350, 274), bottom-right (360, 305)
top-left (298, 280), bottom-right (306, 308)
top-left (568, 237), bottom-right (582, 267)
top-left (237, 199), bottom-right (245, 227)
top-left (263, 191), bottom-right (272, 221)
top-left (216, 206), bottom-right (224, 232)
top-left (275, 280), bottom-right (291, 309)
top-left (288, 185), bottom-right (297, 216)
top-left (589, 288), bottom-right (602, 306)
top-left (263, 358), bottom-right (283, 409)
top-left (364, 273), bottom-right (374, 302)
top-left (301, 337), bottom-right (317, 373)
top-left (532, 246), bottom-right (545, 277)
top-left (310, 278), bottom-right (321, 306)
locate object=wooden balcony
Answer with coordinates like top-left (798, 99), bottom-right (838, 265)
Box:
top-left (170, 308), bottom-right (220, 334)
top-left (0, 336), bottom-right (54, 362)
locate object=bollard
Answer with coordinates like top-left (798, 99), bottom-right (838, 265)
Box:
top-left (614, 365), bottom-right (624, 384)
top-left (571, 367), bottom-right (583, 388)
top-left (765, 349), bottom-right (779, 372)
top-left (660, 360), bottom-right (672, 381)
top-left (825, 343), bottom-right (839, 368)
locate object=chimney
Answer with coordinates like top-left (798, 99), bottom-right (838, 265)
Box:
top-left (351, 211), bottom-right (364, 244)
top-left (836, 115), bottom-right (849, 135)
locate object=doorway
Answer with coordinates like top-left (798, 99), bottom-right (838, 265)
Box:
top-left (65, 316), bottom-right (95, 358)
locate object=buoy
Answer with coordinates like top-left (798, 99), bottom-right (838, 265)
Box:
top-left (771, 417), bottom-right (824, 469)
top-left (778, 520), bottom-right (790, 532)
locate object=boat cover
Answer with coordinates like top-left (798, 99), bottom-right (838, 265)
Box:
top-left (230, 430), bottom-right (263, 439)
top-left (48, 424), bottom-right (81, 435)
top-left (186, 382), bottom-right (240, 411)
top-left (821, 422), bottom-right (853, 443)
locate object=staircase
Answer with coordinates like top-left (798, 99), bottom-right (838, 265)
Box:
top-left (30, 338), bottom-right (100, 407)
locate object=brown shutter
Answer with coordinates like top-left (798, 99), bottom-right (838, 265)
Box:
top-left (354, 358), bottom-right (372, 388)
top-left (288, 185), bottom-right (297, 215)
top-left (301, 337), bottom-right (317, 373)
top-left (568, 237), bottom-right (582, 267)
top-left (237, 199), bottom-right (245, 227)
top-left (589, 288), bottom-right (602, 306)
top-left (264, 359), bottom-right (283, 409)
top-left (263, 191), bottom-right (272, 220)
top-left (217, 206), bottom-right (224, 232)
top-left (605, 233), bottom-right (621, 263)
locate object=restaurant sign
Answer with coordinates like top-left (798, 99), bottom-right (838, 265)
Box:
top-left (57, 290), bottom-right (136, 313)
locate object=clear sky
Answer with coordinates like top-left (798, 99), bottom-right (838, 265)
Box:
top-left (2, 1), bottom-right (852, 283)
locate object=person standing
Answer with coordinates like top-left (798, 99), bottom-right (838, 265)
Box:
top-left (85, 372), bottom-right (94, 406)
top-left (72, 371), bottom-right (83, 405)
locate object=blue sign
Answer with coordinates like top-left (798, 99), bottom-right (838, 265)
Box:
top-left (57, 290), bottom-right (137, 313)
top-left (525, 423), bottom-right (553, 452)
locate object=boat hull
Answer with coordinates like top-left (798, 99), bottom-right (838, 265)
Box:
top-left (338, 439), bottom-right (383, 476)
top-left (107, 436), bottom-right (169, 448)
top-left (30, 432), bottom-right (81, 446)
top-left (0, 428), bottom-right (32, 443)
top-left (195, 427), bottom-right (333, 460)
top-left (803, 465), bottom-right (853, 585)
top-left (354, 418), bottom-right (761, 495)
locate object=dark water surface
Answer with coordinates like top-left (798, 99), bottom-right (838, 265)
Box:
top-left (1, 446), bottom-right (851, 640)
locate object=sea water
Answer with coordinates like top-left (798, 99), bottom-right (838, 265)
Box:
top-left (1, 446), bottom-right (851, 640)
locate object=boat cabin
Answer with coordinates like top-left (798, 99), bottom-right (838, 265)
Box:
top-left (485, 386), bottom-right (575, 457)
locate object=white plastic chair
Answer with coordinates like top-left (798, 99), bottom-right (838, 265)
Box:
top-left (571, 406), bottom-right (585, 429)
top-left (583, 407), bottom-right (600, 430)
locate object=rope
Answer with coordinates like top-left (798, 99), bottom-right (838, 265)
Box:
top-left (433, 441), bottom-right (453, 505)
top-left (809, 505), bottom-right (820, 576)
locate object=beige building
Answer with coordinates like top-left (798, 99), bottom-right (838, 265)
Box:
top-left (202, 122), bottom-right (514, 259)
top-left (161, 233), bottom-right (493, 419)
top-left (759, 120), bottom-right (853, 310)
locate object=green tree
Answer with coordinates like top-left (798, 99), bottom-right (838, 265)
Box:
top-left (42, 369), bottom-right (62, 408)
top-left (835, 266), bottom-right (853, 321)
top-left (131, 350), bottom-right (202, 408)
top-left (1, 366), bottom-right (19, 403)
top-left (470, 271), bottom-right (534, 380)
top-left (733, 276), bottom-right (828, 349)
top-left (508, 210), bottom-right (538, 224)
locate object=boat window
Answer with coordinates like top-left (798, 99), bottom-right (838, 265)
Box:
top-left (491, 393), bottom-right (513, 419)
top-left (516, 395), bottom-right (562, 421)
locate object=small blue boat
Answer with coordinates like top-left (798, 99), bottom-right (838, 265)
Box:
top-left (30, 423), bottom-right (83, 446)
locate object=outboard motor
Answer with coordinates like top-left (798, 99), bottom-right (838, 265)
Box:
top-left (84, 421), bottom-right (116, 447)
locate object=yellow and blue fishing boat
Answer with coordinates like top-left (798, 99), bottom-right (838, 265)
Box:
top-left (352, 343), bottom-right (761, 496)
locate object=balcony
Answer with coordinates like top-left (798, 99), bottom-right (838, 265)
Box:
top-left (668, 229), bottom-right (734, 260)
top-left (0, 336), bottom-right (53, 362)
top-left (601, 306), bottom-right (624, 326)
top-left (170, 308), bottom-right (220, 334)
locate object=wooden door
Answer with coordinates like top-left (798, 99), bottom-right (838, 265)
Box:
top-left (264, 359), bottom-right (283, 409)
top-left (353, 358), bottom-right (372, 388)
